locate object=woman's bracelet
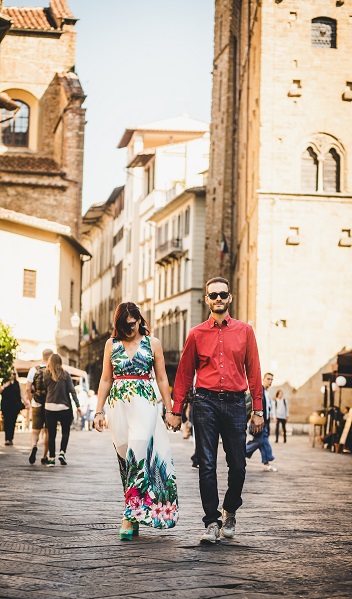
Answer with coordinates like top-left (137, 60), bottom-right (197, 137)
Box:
top-left (165, 410), bottom-right (173, 414)
top-left (94, 411), bottom-right (105, 417)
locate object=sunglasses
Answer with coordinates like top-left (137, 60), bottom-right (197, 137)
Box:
top-left (124, 320), bottom-right (138, 332)
top-left (207, 291), bottom-right (230, 300)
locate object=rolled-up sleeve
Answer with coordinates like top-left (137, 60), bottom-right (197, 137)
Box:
top-left (245, 326), bottom-right (262, 411)
top-left (173, 331), bottom-right (197, 414)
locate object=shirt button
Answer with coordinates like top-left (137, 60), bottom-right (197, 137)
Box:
top-left (221, 365), bottom-right (223, 367)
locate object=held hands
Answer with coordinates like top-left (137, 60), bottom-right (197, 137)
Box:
top-left (165, 413), bottom-right (181, 432)
top-left (250, 414), bottom-right (264, 435)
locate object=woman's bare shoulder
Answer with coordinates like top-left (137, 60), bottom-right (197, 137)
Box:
top-left (149, 336), bottom-right (162, 350)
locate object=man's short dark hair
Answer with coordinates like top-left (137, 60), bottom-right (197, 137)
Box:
top-left (206, 277), bottom-right (230, 293)
top-left (264, 372), bottom-right (274, 378)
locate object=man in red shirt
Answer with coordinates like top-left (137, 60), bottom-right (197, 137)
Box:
top-left (172, 277), bottom-right (264, 543)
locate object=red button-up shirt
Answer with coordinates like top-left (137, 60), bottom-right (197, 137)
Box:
top-left (173, 314), bottom-right (262, 413)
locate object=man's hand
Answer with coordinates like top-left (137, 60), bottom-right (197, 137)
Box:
top-left (250, 414), bottom-right (264, 435)
top-left (165, 413), bottom-right (181, 432)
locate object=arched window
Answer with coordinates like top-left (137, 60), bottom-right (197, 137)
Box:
top-left (301, 147), bottom-right (318, 192)
top-left (1, 100), bottom-right (30, 147)
top-left (311, 17), bottom-right (337, 49)
top-left (324, 148), bottom-right (340, 193)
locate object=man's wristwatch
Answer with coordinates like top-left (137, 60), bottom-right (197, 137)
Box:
top-left (252, 410), bottom-right (264, 417)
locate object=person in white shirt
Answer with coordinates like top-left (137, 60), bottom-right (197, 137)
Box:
top-left (86, 390), bottom-right (98, 430)
top-left (273, 390), bottom-right (289, 443)
top-left (26, 348), bottom-right (53, 465)
top-left (75, 385), bottom-right (89, 430)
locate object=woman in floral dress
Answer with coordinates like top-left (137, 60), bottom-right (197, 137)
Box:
top-left (95, 302), bottom-right (180, 539)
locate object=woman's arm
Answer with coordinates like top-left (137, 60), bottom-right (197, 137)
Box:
top-left (94, 338), bottom-right (113, 432)
top-left (67, 374), bottom-right (80, 409)
top-left (151, 336), bottom-right (181, 431)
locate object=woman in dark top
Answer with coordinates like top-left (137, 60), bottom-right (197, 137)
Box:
top-left (0, 371), bottom-right (23, 445)
top-left (44, 354), bottom-right (81, 467)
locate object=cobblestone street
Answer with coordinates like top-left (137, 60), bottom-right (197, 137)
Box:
top-left (0, 429), bottom-right (351, 599)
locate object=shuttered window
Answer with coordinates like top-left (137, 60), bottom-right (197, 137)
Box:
top-left (312, 18), bottom-right (336, 49)
top-left (324, 149), bottom-right (340, 193)
top-left (301, 147), bottom-right (318, 192)
top-left (23, 269), bottom-right (36, 298)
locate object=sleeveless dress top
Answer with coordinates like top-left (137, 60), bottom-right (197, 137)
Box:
top-left (105, 336), bottom-right (179, 529)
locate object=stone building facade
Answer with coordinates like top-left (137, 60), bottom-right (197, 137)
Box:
top-left (0, 0), bottom-right (85, 238)
top-left (0, 207), bottom-right (90, 365)
top-left (150, 187), bottom-right (206, 387)
top-left (80, 187), bottom-right (124, 392)
top-left (206, 0), bottom-right (352, 420)
top-left (118, 116), bottom-right (209, 327)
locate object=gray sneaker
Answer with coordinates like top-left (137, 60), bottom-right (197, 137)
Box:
top-left (200, 522), bottom-right (220, 544)
top-left (221, 509), bottom-right (236, 538)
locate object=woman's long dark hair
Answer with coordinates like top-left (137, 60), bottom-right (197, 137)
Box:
top-left (112, 302), bottom-right (150, 340)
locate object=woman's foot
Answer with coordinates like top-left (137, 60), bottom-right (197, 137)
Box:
top-left (58, 451), bottom-right (67, 465)
top-left (47, 459), bottom-right (55, 467)
top-left (120, 520), bottom-right (133, 540)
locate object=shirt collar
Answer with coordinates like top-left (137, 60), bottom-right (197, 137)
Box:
top-left (208, 313), bottom-right (231, 328)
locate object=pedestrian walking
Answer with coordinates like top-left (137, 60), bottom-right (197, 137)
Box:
top-left (44, 354), bottom-right (81, 467)
top-left (26, 348), bottom-right (53, 465)
top-left (86, 390), bottom-right (97, 430)
top-left (273, 389), bottom-right (289, 443)
top-left (172, 277), bottom-right (264, 544)
top-left (0, 371), bottom-right (24, 445)
top-left (94, 302), bottom-right (179, 540)
top-left (246, 373), bottom-right (278, 471)
top-left (75, 385), bottom-right (89, 430)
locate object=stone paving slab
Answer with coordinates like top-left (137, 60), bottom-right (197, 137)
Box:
top-left (0, 429), bottom-right (351, 599)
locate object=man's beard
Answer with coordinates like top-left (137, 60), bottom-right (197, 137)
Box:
top-left (211, 304), bottom-right (228, 314)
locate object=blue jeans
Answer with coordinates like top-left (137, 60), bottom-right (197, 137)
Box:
top-left (192, 392), bottom-right (247, 528)
top-left (246, 426), bottom-right (275, 464)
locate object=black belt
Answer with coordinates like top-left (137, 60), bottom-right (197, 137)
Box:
top-left (195, 388), bottom-right (246, 401)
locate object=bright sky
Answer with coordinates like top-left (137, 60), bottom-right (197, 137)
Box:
top-left (5, 0), bottom-right (215, 213)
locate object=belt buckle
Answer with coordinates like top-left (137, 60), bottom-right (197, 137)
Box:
top-left (218, 392), bottom-right (226, 401)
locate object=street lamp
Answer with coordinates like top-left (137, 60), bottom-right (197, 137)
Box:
top-left (335, 376), bottom-right (347, 410)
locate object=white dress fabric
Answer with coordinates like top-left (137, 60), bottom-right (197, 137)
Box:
top-left (106, 336), bottom-right (179, 529)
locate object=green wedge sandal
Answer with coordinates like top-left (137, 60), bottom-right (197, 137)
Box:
top-left (120, 527), bottom-right (133, 541)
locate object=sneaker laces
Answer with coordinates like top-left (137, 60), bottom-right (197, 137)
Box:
top-left (207, 523), bottom-right (219, 534)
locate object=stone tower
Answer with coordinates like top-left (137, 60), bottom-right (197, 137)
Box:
top-left (0, 0), bottom-right (85, 238)
top-left (206, 0), bottom-right (352, 419)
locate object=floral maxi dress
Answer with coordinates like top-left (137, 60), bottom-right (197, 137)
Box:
top-left (106, 336), bottom-right (179, 528)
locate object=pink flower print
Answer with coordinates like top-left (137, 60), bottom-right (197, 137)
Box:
top-left (151, 502), bottom-right (163, 519)
top-left (171, 502), bottom-right (178, 521)
top-left (162, 501), bottom-right (174, 521)
top-left (143, 491), bottom-right (153, 506)
top-left (129, 496), bottom-right (143, 509)
top-left (125, 486), bottom-right (140, 503)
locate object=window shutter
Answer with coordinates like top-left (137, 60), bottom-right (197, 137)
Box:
top-left (311, 18), bottom-right (337, 49)
top-left (301, 148), bottom-right (318, 192)
top-left (324, 149), bottom-right (340, 193)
